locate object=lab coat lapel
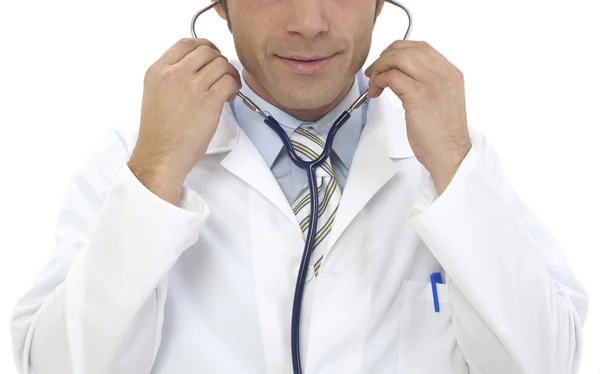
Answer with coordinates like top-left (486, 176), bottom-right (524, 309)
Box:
top-left (326, 93), bottom-right (415, 255)
top-left (206, 86), bottom-right (417, 255)
top-left (208, 104), bottom-right (300, 230)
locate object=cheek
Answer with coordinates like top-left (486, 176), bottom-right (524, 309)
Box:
top-left (330, 1), bottom-right (376, 67)
top-left (230, 23), bottom-right (269, 84)
top-left (229, 2), bottom-right (274, 57)
top-left (229, 13), bottom-right (260, 61)
top-left (349, 22), bottom-right (375, 71)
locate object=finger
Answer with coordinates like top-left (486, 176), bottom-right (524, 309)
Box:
top-left (379, 40), bottom-right (440, 60)
top-left (366, 47), bottom-right (434, 84)
top-left (364, 40), bottom-right (414, 77)
top-left (209, 74), bottom-right (242, 105)
top-left (227, 92), bottom-right (238, 103)
top-left (177, 44), bottom-right (224, 74)
top-left (378, 39), bottom-right (422, 57)
top-left (368, 68), bottom-right (419, 99)
top-left (366, 48), bottom-right (428, 83)
top-left (380, 41), bottom-right (449, 80)
top-left (193, 56), bottom-right (241, 93)
top-left (157, 38), bottom-right (221, 66)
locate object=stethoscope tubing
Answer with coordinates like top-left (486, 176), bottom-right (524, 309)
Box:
top-left (263, 111), bottom-right (351, 373)
top-left (190, 2), bottom-right (412, 373)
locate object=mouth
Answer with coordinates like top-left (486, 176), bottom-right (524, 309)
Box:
top-left (276, 54), bottom-right (337, 74)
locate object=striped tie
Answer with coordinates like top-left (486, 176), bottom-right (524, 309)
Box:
top-left (290, 126), bottom-right (342, 278)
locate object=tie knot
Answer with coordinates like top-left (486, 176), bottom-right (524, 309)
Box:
top-left (290, 126), bottom-right (326, 159)
top-left (290, 126), bottom-right (333, 178)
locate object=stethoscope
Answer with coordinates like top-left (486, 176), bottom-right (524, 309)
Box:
top-left (191, 2), bottom-right (413, 373)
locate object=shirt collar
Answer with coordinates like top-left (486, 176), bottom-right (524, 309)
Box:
top-left (231, 71), bottom-right (364, 169)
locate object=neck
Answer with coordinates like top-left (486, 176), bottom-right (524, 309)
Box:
top-left (242, 69), bottom-right (353, 122)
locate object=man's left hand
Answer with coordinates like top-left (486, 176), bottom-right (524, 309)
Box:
top-left (365, 40), bottom-right (472, 195)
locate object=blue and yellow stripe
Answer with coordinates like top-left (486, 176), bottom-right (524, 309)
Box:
top-left (294, 128), bottom-right (326, 148)
top-left (293, 184), bottom-right (310, 202)
top-left (290, 141), bottom-right (334, 177)
top-left (311, 206), bottom-right (338, 249)
top-left (314, 254), bottom-right (325, 276)
top-left (298, 179), bottom-right (338, 231)
top-left (293, 181), bottom-right (324, 215)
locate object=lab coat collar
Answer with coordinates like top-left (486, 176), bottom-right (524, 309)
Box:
top-left (206, 68), bottom-right (415, 244)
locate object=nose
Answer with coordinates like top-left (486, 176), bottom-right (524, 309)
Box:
top-left (286, 0), bottom-right (329, 39)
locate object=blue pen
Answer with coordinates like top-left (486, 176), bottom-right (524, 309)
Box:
top-left (430, 272), bottom-right (443, 313)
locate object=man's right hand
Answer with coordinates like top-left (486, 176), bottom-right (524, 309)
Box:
top-left (128, 38), bottom-right (241, 204)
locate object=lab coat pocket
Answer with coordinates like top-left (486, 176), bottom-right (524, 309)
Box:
top-left (396, 280), bottom-right (468, 374)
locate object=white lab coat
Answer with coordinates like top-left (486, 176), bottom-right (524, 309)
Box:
top-left (11, 71), bottom-right (588, 374)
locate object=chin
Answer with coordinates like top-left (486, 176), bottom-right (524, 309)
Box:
top-left (273, 79), bottom-right (342, 108)
top-left (276, 90), bottom-right (337, 110)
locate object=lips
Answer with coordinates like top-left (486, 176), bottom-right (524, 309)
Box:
top-left (284, 56), bottom-right (332, 61)
top-left (277, 54), bottom-right (336, 74)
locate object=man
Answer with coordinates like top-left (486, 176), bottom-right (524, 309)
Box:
top-left (11, 0), bottom-right (588, 373)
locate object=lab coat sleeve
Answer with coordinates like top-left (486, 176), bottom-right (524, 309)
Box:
top-left (10, 124), bottom-right (210, 374)
top-left (405, 127), bottom-right (589, 374)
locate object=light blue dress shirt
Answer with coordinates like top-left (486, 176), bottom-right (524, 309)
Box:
top-left (229, 73), bottom-right (368, 204)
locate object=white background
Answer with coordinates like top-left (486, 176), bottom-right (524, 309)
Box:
top-left (1, 0), bottom-right (598, 372)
